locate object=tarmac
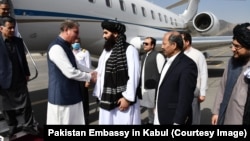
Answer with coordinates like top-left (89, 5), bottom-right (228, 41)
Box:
top-left (27, 44), bottom-right (233, 125)
top-left (0, 45), bottom-right (232, 139)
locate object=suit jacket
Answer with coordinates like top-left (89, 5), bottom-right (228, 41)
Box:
top-left (156, 52), bottom-right (197, 124)
top-left (0, 34), bottom-right (30, 89)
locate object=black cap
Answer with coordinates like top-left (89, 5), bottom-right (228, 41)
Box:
top-left (101, 20), bottom-right (126, 34)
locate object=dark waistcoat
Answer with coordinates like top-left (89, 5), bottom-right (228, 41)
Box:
top-left (141, 50), bottom-right (160, 89)
top-left (47, 36), bottom-right (82, 105)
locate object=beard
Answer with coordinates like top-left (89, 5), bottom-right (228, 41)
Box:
top-left (103, 35), bottom-right (116, 51)
top-left (232, 52), bottom-right (250, 67)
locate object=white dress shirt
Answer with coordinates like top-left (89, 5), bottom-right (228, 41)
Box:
top-left (154, 52), bottom-right (179, 125)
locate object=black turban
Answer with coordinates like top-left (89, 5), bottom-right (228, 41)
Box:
top-left (101, 20), bottom-right (126, 34)
top-left (233, 22), bottom-right (250, 49)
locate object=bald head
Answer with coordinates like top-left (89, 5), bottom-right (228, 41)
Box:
top-left (161, 31), bottom-right (183, 58)
top-left (165, 31), bottom-right (183, 50)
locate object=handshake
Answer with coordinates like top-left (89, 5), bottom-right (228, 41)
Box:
top-left (90, 71), bottom-right (97, 83)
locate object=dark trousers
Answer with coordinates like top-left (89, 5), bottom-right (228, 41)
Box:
top-left (1, 86), bottom-right (36, 129)
top-left (2, 105), bottom-right (34, 128)
top-left (81, 82), bottom-right (89, 125)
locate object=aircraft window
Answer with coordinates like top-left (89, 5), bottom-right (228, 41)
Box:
top-left (141, 7), bottom-right (146, 17)
top-left (170, 17), bottom-right (173, 25)
top-left (164, 15), bottom-right (168, 23)
top-left (158, 13), bottom-right (162, 22)
top-left (119, 0), bottom-right (125, 11)
top-left (151, 10), bottom-right (155, 20)
top-left (88, 0), bottom-right (95, 3)
top-left (106, 0), bottom-right (112, 8)
top-left (131, 3), bottom-right (137, 15)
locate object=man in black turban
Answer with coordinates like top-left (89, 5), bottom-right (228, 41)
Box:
top-left (101, 20), bottom-right (126, 51)
top-left (233, 23), bottom-right (250, 50)
top-left (211, 22), bottom-right (250, 125)
top-left (92, 20), bottom-right (141, 125)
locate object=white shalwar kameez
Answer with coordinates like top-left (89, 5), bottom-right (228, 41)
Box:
top-left (184, 47), bottom-right (208, 124)
top-left (93, 45), bottom-right (141, 125)
top-left (47, 45), bottom-right (91, 125)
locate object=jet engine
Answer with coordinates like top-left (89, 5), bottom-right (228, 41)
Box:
top-left (192, 12), bottom-right (220, 36)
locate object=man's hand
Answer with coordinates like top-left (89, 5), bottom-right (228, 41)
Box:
top-left (90, 71), bottom-right (97, 83)
top-left (198, 96), bottom-right (205, 103)
top-left (85, 82), bottom-right (90, 88)
top-left (211, 114), bottom-right (218, 125)
top-left (118, 97), bottom-right (130, 111)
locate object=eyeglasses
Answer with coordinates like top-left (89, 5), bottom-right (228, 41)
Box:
top-left (230, 43), bottom-right (244, 50)
top-left (143, 42), bottom-right (149, 46)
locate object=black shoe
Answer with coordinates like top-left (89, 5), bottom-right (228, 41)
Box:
top-left (7, 126), bottom-right (18, 138)
top-left (22, 127), bottom-right (39, 136)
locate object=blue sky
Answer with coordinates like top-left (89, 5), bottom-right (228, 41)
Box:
top-left (147, 0), bottom-right (250, 24)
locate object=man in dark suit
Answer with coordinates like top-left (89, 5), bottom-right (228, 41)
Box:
top-left (0, 16), bottom-right (39, 138)
top-left (154, 31), bottom-right (198, 125)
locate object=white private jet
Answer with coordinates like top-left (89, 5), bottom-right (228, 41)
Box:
top-left (9, 0), bottom-right (232, 56)
top-left (6, 0), bottom-right (233, 81)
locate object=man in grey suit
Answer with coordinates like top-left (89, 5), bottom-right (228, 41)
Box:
top-left (154, 31), bottom-right (197, 125)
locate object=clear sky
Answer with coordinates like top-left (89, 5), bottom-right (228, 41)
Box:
top-left (146, 0), bottom-right (250, 24)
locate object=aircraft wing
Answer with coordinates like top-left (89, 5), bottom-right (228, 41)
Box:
top-left (165, 0), bottom-right (187, 9)
top-left (152, 35), bottom-right (232, 52)
top-left (191, 36), bottom-right (232, 50)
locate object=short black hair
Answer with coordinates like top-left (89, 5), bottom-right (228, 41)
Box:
top-left (181, 31), bottom-right (192, 45)
top-left (0, 0), bottom-right (9, 5)
top-left (0, 15), bottom-right (15, 26)
top-left (145, 36), bottom-right (156, 47)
